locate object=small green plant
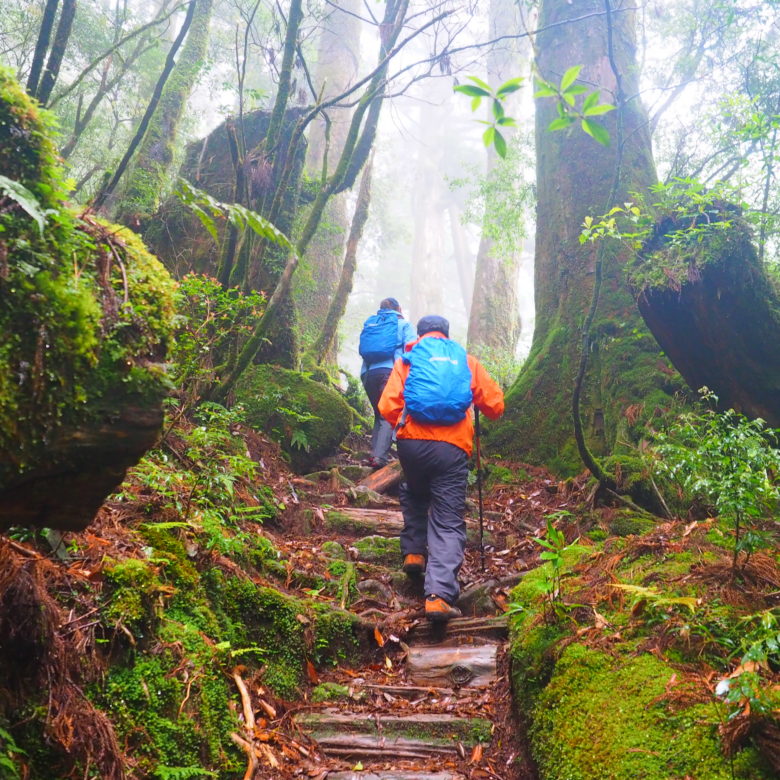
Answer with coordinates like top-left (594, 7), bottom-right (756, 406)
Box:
top-left (152, 766), bottom-right (218, 779)
top-left (0, 725), bottom-right (24, 779)
top-left (533, 511), bottom-right (579, 622)
top-left (655, 390), bottom-right (780, 573)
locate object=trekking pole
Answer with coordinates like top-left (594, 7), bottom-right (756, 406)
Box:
top-left (475, 408), bottom-right (485, 572)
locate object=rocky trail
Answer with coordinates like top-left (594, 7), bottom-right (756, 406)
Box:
top-left (254, 453), bottom-right (578, 780)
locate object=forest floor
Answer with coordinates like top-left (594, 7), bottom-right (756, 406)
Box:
top-left (4, 418), bottom-right (778, 778)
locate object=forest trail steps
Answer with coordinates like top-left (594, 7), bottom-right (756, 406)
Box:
top-left (294, 459), bottom-right (521, 778)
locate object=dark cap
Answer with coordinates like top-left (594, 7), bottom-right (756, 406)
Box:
top-left (380, 297), bottom-right (400, 311)
top-left (416, 315), bottom-right (449, 337)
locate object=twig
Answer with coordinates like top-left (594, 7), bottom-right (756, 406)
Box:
top-left (232, 668), bottom-right (256, 730)
top-left (230, 732), bottom-right (257, 780)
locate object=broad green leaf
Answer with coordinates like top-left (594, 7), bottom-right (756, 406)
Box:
top-left (583, 102), bottom-right (616, 116)
top-left (565, 84), bottom-right (589, 96)
top-left (482, 125), bottom-right (496, 147)
top-left (496, 77), bottom-right (524, 97)
top-left (496, 116), bottom-right (517, 127)
top-left (582, 118), bottom-right (611, 146)
top-left (0, 174), bottom-right (46, 234)
top-left (189, 203), bottom-right (219, 242)
top-left (548, 116), bottom-right (574, 132)
top-left (494, 129), bottom-right (507, 158)
top-left (563, 92), bottom-right (576, 107)
top-left (492, 99), bottom-right (505, 119)
top-left (539, 550), bottom-right (559, 561)
top-left (454, 84), bottom-right (491, 98)
top-left (471, 96), bottom-right (482, 112)
top-left (560, 64), bottom-right (582, 91)
top-left (534, 82), bottom-right (558, 98)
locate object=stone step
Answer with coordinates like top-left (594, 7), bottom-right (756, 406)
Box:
top-left (297, 710), bottom-right (491, 761)
top-left (325, 773), bottom-right (465, 780)
top-left (407, 643), bottom-right (498, 687)
top-left (406, 615), bottom-right (509, 644)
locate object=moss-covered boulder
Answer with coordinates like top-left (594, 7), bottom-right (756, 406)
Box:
top-left (235, 364), bottom-right (353, 471)
top-left (0, 68), bottom-right (175, 531)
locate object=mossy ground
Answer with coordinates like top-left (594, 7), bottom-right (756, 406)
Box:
top-left (509, 520), bottom-right (778, 779)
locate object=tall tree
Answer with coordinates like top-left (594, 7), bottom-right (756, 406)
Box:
top-left (115, 0), bottom-right (213, 227)
top-left (491, 0), bottom-right (680, 476)
top-left (466, 0), bottom-right (524, 358)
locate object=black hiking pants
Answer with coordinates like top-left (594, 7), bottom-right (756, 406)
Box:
top-left (397, 439), bottom-right (469, 605)
top-left (361, 368), bottom-right (393, 464)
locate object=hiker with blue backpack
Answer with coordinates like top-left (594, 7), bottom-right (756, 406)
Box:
top-left (359, 298), bottom-right (416, 469)
top-left (378, 315), bottom-right (504, 623)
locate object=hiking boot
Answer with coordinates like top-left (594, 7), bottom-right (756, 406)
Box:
top-left (402, 554), bottom-right (426, 576)
top-left (425, 595), bottom-right (462, 623)
top-left (366, 456), bottom-right (385, 470)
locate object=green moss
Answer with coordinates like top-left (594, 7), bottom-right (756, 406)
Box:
top-left (528, 644), bottom-right (768, 779)
top-left (234, 364), bottom-right (354, 472)
top-left (321, 541), bottom-right (347, 560)
top-left (311, 682), bottom-right (352, 703)
top-left (102, 557), bottom-right (162, 632)
top-left (608, 510), bottom-right (656, 537)
top-left (352, 535), bottom-right (401, 566)
top-left (312, 605), bottom-right (362, 667)
top-left (486, 464), bottom-right (530, 489)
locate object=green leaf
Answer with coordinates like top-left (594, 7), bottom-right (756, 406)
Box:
top-left (496, 77), bottom-right (524, 97)
top-left (454, 84), bottom-right (491, 98)
top-left (565, 84), bottom-right (589, 96)
top-left (0, 174), bottom-right (46, 235)
top-left (467, 75), bottom-right (492, 92)
top-left (496, 116), bottom-right (517, 127)
top-left (494, 129), bottom-right (507, 158)
top-left (539, 550), bottom-right (560, 561)
top-left (492, 99), bottom-right (505, 119)
top-left (581, 119), bottom-right (611, 146)
top-left (582, 91), bottom-right (600, 112)
top-left (482, 125), bottom-right (496, 147)
top-left (583, 102), bottom-right (616, 116)
top-left (189, 203), bottom-right (219, 242)
top-left (534, 82), bottom-right (558, 98)
top-left (560, 64), bottom-right (582, 91)
top-left (548, 116), bottom-right (574, 132)
top-left (471, 96), bottom-right (483, 112)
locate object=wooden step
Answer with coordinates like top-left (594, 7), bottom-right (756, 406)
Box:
top-left (407, 615), bottom-right (509, 644)
top-left (325, 772), bottom-right (464, 779)
top-left (407, 643), bottom-right (498, 687)
top-left (297, 710), bottom-right (491, 760)
top-left (325, 508), bottom-right (494, 546)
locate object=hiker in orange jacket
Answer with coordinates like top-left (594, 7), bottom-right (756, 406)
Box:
top-left (378, 315), bottom-right (504, 622)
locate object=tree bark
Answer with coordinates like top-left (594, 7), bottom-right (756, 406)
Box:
top-left (91, 0), bottom-right (198, 214)
top-left (26, 0), bottom-right (60, 98)
top-left (35, 0), bottom-right (77, 106)
top-left (491, 0), bottom-right (677, 476)
top-left (115, 0), bottom-right (213, 227)
top-left (467, 0), bottom-right (524, 358)
top-left (634, 211), bottom-right (780, 427)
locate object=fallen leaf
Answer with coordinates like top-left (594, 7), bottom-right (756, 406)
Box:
top-left (470, 743), bottom-right (483, 764)
top-left (306, 660), bottom-right (319, 684)
top-left (374, 625), bottom-right (385, 647)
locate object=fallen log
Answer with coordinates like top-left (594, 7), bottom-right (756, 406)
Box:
top-left (407, 616), bottom-right (508, 644)
top-left (358, 460), bottom-right (403, 493)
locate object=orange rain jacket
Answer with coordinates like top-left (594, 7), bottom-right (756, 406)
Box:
top-left (377, 332), bottom-right (505, 456)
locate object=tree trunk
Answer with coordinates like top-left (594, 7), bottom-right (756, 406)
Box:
top-left (296, 0), bottom-right (361, 360)
top-left (490, 0), bottom-right (678, 476)
top-left (26, 0), bottom-right (60, 98)
top-left (466, 0), bottom-right (524, 358)
top-left (35, 0), bottom-right (77, 106)
top-left (115, 0), bottom-right (213, 228)
top-left (634, 211), bottom-right (780, 427)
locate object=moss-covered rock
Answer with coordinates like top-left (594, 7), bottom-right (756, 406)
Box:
top-left (353, 535), bottom-right (401, 566)
top-left (0, 68), bottom-right (175, 531)
top-left (235, 364), bottom-right (353, 471)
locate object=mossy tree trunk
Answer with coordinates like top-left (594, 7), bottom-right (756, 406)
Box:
top-left (115, 0), bottom-right (213, 228)
top-left (635, 211), bottom-right (780, 426)
top-left (466, 0), bottom-right (523, 358)
top-left (490, 0), bottom-right (679, 475)
top-left (296, 0), bottom-right (361, 362)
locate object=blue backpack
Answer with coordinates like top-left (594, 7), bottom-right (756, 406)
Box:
top-left (403, 337), bottom-right (473, 425)
top-left (359, 310), bottom-right (400, 363)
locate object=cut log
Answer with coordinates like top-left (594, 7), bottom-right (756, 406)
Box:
top-left (297, 711), bottom-right (491, 760)
top-left (407, 615), bottom-right (508, 644)
top-left (358, 460), bottom-right (403, 493)
top-left (363, 683), bottom-right (455, 700)
top-left (326, 773), bottom-right (465, 779)
top-left (406, 643), bottom-right (498, 687)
